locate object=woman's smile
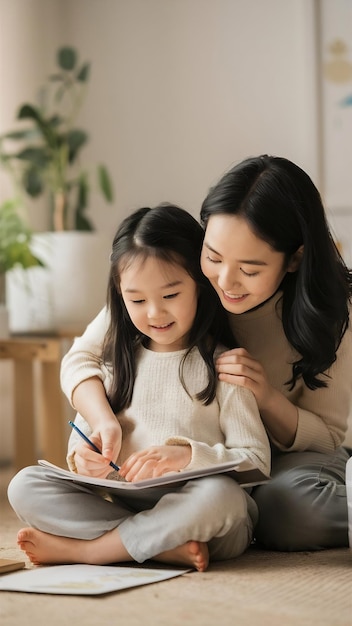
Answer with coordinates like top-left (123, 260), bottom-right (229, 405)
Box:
top-left (223, 292), bottom-right (249, 303)
top-left (200, 214), bottom-right (291, 314)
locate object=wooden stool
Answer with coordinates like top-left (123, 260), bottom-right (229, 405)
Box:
top-left (0, 334), bottom-right (76, 471)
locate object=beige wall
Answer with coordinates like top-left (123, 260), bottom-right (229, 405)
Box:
top-left (0, 0), bottom-right (324, 462)
top-left (63, 0), bottom-right (320, 230)
top-left (0, 0), bottom-right (320, 228)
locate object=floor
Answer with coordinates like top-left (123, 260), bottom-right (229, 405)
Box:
top-left (1, 465), bottom-right (352, 626)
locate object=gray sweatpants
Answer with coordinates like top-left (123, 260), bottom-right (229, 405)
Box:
top-left (252, 447), bottom-right (350, 551)
top-left (8, 466), bottom-right (257, 563)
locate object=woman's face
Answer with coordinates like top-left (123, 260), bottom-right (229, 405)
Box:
top-left (201, 214), bottom-right (297, 314)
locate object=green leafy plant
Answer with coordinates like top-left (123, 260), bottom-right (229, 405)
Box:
top-left (0, 200), bottom-right (43, 274)
top-left (0, 46), bottom-right (113, 232)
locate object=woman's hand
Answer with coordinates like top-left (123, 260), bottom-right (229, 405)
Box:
top-left (73, 422), bottom-right (122, 479)
top-left (119, 445), bottom-right (192, 482)
top-left (216, 347), bottom-right (274, 411)
top-left (217, 347), bottom-right (298, 446)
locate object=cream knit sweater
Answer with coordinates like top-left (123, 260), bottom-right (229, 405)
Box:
top-left (65, 344), bottom-right (270, 476)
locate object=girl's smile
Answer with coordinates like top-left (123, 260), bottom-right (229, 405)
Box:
top-left (150, 322), bottom-right (174, 331)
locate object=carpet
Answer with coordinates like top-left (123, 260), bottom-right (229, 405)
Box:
top-left (1, 467), bottom-right (351, 626)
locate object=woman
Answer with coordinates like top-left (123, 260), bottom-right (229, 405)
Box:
top-left (59, 155), bottom-right (352, 551)
top-left (200, 155), bottom-right (352, 550)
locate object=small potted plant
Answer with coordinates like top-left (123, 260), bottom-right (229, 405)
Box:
top-left (0, 46), bottom-right (114, 331)
top-left (0, 199), bottom-right (43, 336)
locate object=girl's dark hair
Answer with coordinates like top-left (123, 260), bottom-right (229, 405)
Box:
top-left (200, 155), bottom-right (352, 390)
top-left (103, 203), bottom-right (236, 413)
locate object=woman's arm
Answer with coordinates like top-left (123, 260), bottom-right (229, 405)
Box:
top-left (216, 323), bottom-right (352, 453)
top-left (216, 348), bottom-right (298, 446)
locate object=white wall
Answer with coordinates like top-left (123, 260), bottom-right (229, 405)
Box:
top-left (63, 0), bottom-right (320, 229)
top-left (0, 0), bottom-right (67, 229)
top-left (0, 0), bottom-right (66, 462)
top-left (0, 0), bottom-right (324, 462)
top-left (0, 0), bottom-right (320, 229)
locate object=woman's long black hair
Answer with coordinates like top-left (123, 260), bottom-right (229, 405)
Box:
top-left (103, 203), bottom-right (236, 413)
top-left (200, 155), bottom-right (352, 390)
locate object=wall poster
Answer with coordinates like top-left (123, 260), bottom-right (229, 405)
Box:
top-left (318, 0), bottom-right (352, 265)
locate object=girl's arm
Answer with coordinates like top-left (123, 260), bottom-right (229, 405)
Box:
top-left (163, 384), bottom-right (271, 476)
top-left (120, 384), bottom-right (271, 481)
top-left (70, 377), bottom-right (122, 476)
top-left (60, 307), bottom-right (109, 405)
top-left (66, 377), bottom-right (122, 477)
top-left (61, 308), bottom-right (122, 477)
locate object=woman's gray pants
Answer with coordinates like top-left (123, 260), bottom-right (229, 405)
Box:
top-left (252, 447), bottom-right (350, 551)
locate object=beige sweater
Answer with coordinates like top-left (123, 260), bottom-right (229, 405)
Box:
top-left (227, 292), bottom-right (352, 453)
top-left (61, 292), bottom-right (352, 458)
top-left (65, 344), bottom-right (270, 476)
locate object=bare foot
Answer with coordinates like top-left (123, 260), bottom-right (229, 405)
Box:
top-left (17, 527), bottom-right (132, 566)
top-left (154, 540), bottom-right (209, 572)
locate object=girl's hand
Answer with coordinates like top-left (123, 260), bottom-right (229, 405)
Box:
top-left (119, 445), bottom-right (192, 482)
top-left (73, 423), bottom-right (122, 479)
top-left (216, 347), bottom-right (274, 411)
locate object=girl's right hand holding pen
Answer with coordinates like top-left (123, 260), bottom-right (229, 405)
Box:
top-left (73, 422), bottom-right (122, 479)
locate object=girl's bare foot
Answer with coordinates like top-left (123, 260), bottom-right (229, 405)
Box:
top-left (155, 540), bottom-right (209, 572)
top-left (17, 528), bottom-right (209, 572)
top-left (17, 527), bottom-right (132, 566)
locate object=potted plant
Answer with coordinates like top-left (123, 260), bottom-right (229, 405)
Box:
top-left (0, 47), bottom-right (114, 332)
top-left (0, 199), bottom-right (43, 336)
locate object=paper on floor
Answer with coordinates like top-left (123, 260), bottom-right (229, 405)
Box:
top-left (0, 563), bottom-right (190, 595)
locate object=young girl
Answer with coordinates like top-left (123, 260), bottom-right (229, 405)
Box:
top-left (8, 204), bottom-right (270, 571)
top-left (200, 154), bottom-right (352, 551)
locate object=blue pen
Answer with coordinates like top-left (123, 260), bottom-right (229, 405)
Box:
top-left (68, 420), bottom-right (120, 471)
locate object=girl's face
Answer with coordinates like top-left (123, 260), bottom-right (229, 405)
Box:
top-left (119, 256), bottom-right (198, 352)
top-left (201, 214), bottom-right (298, 314)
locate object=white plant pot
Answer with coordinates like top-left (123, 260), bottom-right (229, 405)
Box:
top-left (6, 232), bottom-right (111, 333)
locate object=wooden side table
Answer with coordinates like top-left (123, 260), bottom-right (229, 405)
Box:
top-left (0, 332), bottom-right (78, 471)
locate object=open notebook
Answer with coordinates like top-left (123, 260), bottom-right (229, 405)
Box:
top-left (38, 458), bottom-right (270, 492)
